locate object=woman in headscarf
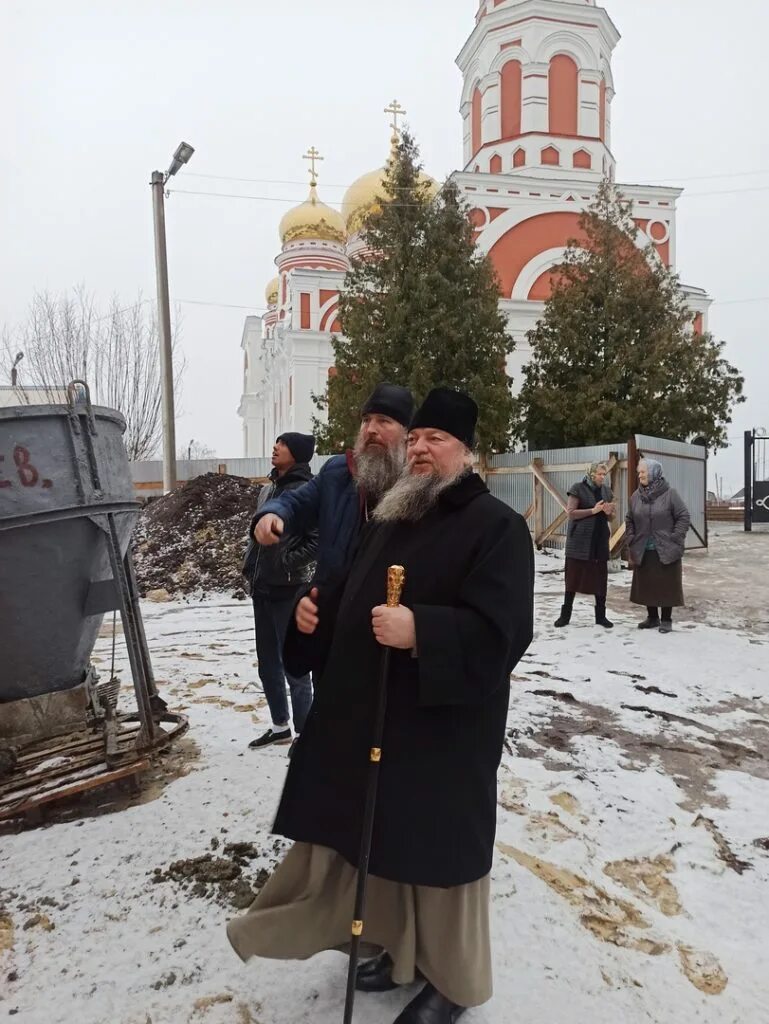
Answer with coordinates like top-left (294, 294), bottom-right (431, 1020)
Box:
top-left (554, 462), bottom-right (616, 629)
top-left (626, 459), bottom-right (691, 632)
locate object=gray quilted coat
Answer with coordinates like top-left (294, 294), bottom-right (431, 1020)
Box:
top-left (625, 486), bottom-right (690, 566)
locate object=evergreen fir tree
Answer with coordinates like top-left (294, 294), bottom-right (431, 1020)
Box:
top-left (516, 179), bottom-right (744, 450)
top-left (313, 132), bottom-right (514, 453)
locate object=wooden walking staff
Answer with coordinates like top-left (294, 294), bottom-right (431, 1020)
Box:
top-left (342, 564), bottom-right (406, 1024)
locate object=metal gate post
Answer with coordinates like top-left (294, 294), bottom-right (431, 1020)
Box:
top-left (744, 430), bottom-right (753, 532)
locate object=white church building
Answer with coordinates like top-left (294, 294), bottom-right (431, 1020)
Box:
top-left (238, 0), bottom-right (711, 457)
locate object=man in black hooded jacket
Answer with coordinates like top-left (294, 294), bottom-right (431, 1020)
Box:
top-left (242, 432), bottom-right (318, 751)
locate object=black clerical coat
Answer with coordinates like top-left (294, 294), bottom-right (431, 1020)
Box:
top-left (273, 473), bottom-right (534, 888)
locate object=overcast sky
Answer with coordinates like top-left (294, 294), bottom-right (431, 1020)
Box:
top-left (2, 0), bottom-right (767, 494)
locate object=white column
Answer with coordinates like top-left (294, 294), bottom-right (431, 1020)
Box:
top-left (521, 62), bottom-right (549, 134)
top-left (460, 102), bottom-right (472, 167)
top-left (292, 352), bottom-right (322, 436)
top-left (579, 72), bottom-right (601, 138)
top-left (480, 73), bottom-right (500, 145)
top-left (605, 88), bottom-right (614, 150)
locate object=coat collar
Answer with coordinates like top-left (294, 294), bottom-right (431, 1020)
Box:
top-left (274, 462), bottom-right (313, 487)
top-left (438, 471), bottom-right (489, 509)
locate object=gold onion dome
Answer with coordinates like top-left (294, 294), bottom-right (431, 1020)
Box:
top-left (342, 130), bottom-right (439, 235)
top-left (279, 183), bottom-right (346, 245)
top-left (265, 276), bottom-right (279, 306)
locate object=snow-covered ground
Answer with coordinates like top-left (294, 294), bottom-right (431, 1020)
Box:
top-left (2, 536), bottom-right (769, 1024)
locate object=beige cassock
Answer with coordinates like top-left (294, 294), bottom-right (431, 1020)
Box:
top-left (226, 841), bottom-right (492, 1008)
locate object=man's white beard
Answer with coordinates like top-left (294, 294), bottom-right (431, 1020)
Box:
top-left (354, 438), bottom-right (406, 503)
top-left (373, 465), bottom-right (469, 523)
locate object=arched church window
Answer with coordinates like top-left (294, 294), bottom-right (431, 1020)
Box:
top-left (548, 55), bottom-right (579, 136)
top-left (500, 60), bottom-right (522, 139)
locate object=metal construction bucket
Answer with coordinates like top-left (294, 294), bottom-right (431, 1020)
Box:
top-left (0, 385), bottom-right (139, 706)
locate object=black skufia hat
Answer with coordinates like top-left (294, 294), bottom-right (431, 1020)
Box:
top-left (276, 432), bottom-right (315, 464)
top-left (360, 383), bottom-right (414, 427)
top-left (409, 388), bottom-right (478, 448)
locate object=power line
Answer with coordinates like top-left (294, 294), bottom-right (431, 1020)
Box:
top-left (167, 187), bottom-right (431, 206)
top-left (175, 294), bottom-right (769, 315)
top-left (683, 184), bottom-right (769, 198)
top-left (169, 188), bottom-right (301, 204)
top-left (168, 182), bottom-right (769, 206)
top-left (185, 166), bottom-right (769, 190)
top-left (645, 168), bottom-right (769, 184)
top-left (178, 298), bottom-right (269, 312)
top-left (186, 172), bottom-right (350, 189)
top-left (95, 298), bottom-right (150, 322)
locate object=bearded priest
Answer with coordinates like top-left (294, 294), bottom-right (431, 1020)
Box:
top-left (227, 387), bottom-right (535, 1023)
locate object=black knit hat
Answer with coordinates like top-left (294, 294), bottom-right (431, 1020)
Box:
top-left (409, 388), bottom-right (478, 448)
top-left (276, 432), bottom-right (315, 464)
top-left (360, 382), bottom-right (414, 427)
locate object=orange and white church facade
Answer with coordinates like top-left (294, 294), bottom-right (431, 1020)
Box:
top-left (239, 0), bottom-right (711, 457)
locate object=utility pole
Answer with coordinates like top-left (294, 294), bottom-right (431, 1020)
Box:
top-left (150, 141), bottom-right (194, 493)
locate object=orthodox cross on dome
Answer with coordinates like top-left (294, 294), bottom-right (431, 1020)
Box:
top-left (384, 99), bottom-right (407, 141)
top-left (303, 146), bottom-right (323, 186)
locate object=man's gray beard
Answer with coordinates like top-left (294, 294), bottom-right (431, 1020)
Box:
top-left (354, 440), bottom-right (406, 503)
top-left (373, 465), bottom-right (469, 523)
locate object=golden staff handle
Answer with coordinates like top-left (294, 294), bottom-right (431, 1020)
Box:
top-left (386, 564), bottom-right (405, 608)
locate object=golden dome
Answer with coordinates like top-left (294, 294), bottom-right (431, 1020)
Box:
top-left (265, 276), bottom-right (279, 306)
top-left (341, 146), bottom-right (439, 235)
top-left (279, 184), bottom-right (346, 245)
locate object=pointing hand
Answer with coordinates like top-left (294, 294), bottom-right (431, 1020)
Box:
top-left (255, 513), bottom-right (284, 545)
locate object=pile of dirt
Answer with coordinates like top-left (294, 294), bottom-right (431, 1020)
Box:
top-left (132, 473), bottom-right (260, 599)
top-left (150, 838), bottom-right (285, 909)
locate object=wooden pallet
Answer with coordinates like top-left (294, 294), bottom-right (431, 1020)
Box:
top-left (0, 713), bottom-right (187, 822)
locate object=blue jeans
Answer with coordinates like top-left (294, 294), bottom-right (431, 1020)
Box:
top-left (253, 593), bottom-right (313, 733)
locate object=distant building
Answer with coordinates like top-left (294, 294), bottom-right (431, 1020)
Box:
top-left (0, 385), bottom-right (69, 408)
top-left (239, 0), bottom-right (712, 456)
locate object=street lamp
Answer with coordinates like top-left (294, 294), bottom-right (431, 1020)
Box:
top-left (151, 140), bottom-right (195, 493)
top-left (10, 351), bottom-right (23, 386)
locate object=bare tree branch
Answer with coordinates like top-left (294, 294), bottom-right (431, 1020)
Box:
top-left (1, 288), bottom-right (186, 460)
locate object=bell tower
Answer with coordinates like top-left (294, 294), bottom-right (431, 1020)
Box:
top-left (458, 0), bottom-right (619, 179)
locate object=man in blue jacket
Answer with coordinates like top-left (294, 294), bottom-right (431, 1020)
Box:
top-left (253, 384), bottom-right (414, 598)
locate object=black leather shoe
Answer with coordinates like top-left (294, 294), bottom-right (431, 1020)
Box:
top-left (356, 952), bottom-right (400, 992)
top-left (393, 983), bottom-right (467, 1022)
top-left (637, 616), bottom-right (660, 630)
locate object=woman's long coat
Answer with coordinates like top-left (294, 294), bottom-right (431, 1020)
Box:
top-left (274, 473), bottom-right (534, 888)
top-left (625, 486), bottom-right (691, 565)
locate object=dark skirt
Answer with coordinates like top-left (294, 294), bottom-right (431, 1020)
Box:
top-left (630, 549), bottom-right (684, 608)
top-left (564, 557), bottom-right (608, 597)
